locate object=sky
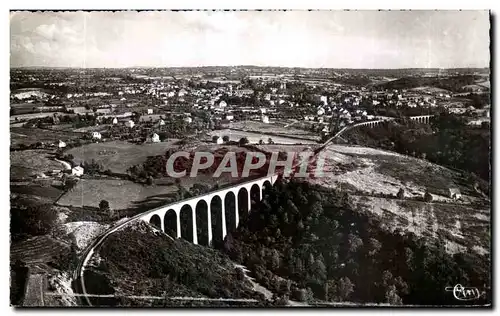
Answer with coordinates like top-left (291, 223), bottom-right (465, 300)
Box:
top-left (10, 10), bottom-right (490, 69)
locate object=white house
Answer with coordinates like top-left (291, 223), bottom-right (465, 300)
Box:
top-left (320, 95), bottom-right (328, 105)
top-left (213, 136), bottom-right (223, 144)
top-left (91, 132), bottom-right (101, 140)
top-left (125, 120), bottom-right (135, 128)
top-left (226, 115), bottom-right (234, 121)
top-left (262, 115), bottom-right (270, 124)
top-left (184, 117), bottom-right (193, 124)
top-left (158, 119), bottom-right (165, 126)
top-left (150, 133), bottom-right (160, 143)
top-left (112, 117), bottom-right (118, 124)
top-left (260, 108), bottom-right (267, 114)
top-left (147, 108), bottom-right (153, 114)
top-left (71, 166), bottom-right (84, 177)
top-left (58, 140), bottom-right (67, 148)
top-left (449, 188), bottom-right (462, 200)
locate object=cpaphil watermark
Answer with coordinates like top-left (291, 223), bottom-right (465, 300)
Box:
top-left (164, 150), bottom-right (328, 179)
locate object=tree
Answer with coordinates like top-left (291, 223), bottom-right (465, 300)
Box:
top-left (259, 139), bottom-right (264, 145)
top-left (424, 191), bottom-right (433, 202)
top-left (397, 188), bottom-right (405, 199)
top-left (99, 200), bottom-right (110, 212)
top-left (268, 138), bottom-right (274, 144)
top-left (270, 249), bottom-right (280, 271)
top-left (337, 277), bottom-right (354, 301)
top-left (239, 137), bottom-right (249, 146)
top-left (10, 204), bottom-right (58, 241)
top-left (385, 285), bottom-right (403, 305)
top-left (222, 135), bottom-right (230, 142)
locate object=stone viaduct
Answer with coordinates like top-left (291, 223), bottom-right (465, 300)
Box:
top-left (408, 115), bottom-right (434, 124)
top-left (140, 174), bottom-right (279, 246)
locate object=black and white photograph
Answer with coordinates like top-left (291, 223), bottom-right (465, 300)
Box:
top-left (8, 9), bottom-right (492, 308)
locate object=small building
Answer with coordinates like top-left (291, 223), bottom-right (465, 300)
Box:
top-left (71, 166), bottom-right (84, 177)
top-left (226, 115), bottom-right (234, 121)
top-left (262, 115), bottom-right (270, 124)
top-left (149, 133), bottom-right (160, 143)
top-left (449, 188), bottom-right (462, 200)
top-left (317, 108), bottom-right (325, 116)
top-left (320, 95), bottom-right (328, 105)
top-left (125, 120), bottom-right (135, 128)
top-left (147, 108), bottom-right (154, 114)
top-left (213, 136), bottom-right (223, 144)
top-left (158, 119), bottom-right (165, 126)
top-left (184, 117), bottom-right (193, 124)
top-left (58, 140), bottom-right (66, 148)
top-left (91, 131), bottom-right (102, 140)
top-left (112, 117), bottom-right (118, 125)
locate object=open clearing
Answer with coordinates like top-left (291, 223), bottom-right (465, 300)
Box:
top-left (11, 150), bottom-right (62, 180)
top-left (229, 120), bottom-right (320, 141)
top-left (313, 144), bottom-right (480, 200)
top-left (308, 144), bottom-right (490, 255)
top-left (11, 235), bottom-right (69, 264)
top-left (57, 179), bottom-right (179, 210)
top-left (11, 127), bottom-right (82, 147)
top-left (351, 196), bottom-right (490, 256)
top-left (65, 140), bottom-right (180, 174)
top-left (209, 129), bottom-right (317, 145)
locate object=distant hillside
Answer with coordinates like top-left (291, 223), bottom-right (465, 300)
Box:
top-left (376, 75), bottom-right (484, 93)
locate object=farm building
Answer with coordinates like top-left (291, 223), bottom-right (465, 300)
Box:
top-left (148, 133), bottom-right (160, 143)
top-left (147, 108), bottom-right (154, 114)
top-left (72, 166), bottom-right (84, 177)
top-left (125, 120), bottom-right (135, 128)
top-left (91, 132), bottom-right (101, 140)
top-left (58, 140), bottom-right (66, 148)
top-left (213, 136), bottom-right (223, 144)
top-left (449, 188), bottom-right (462, 200)
top-left (112, 117), bottom-right (118, 124)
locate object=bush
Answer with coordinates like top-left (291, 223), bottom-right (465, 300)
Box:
top-left (11, 204), bottom-right (58, 241)
top-left (239, 137), bottom-right (249, 146)
top-left (397, 188), bottom-right (405, 199)
top-left (423, 191), bottom-right (433, 202)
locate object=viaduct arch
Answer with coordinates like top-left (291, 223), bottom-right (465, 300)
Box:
top-left (140, 175), bottom-right (279, 246)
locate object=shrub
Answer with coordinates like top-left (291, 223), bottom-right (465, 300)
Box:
top-left (11, 204), bottom-right (58, 241)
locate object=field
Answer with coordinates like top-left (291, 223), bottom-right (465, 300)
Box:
top-left (11, 184), bottom-right (63, 204)
top-left (65, 140), bottom-right (180, 174)
top-left (209, 129), bottom-right (318, 145)
top-left (11, 149), bottom-right (63, 180)
top-left (311, 144), bottom-right (481, 200)
top-left (56, 179), bottom-right (179, 210)
top-left (228, 120), bottom-right (320, 141)
top-left (11, 126), bottom-right (82, 147)
top-left (10, 112), bottom-right (67, 122)
top-left (11, 235), bottom-right (69, 265)
top-left (255, 144), bottom-right (319, 154)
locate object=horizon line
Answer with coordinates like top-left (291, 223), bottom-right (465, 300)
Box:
top-left (10, 65), bottom-right (490, 70)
